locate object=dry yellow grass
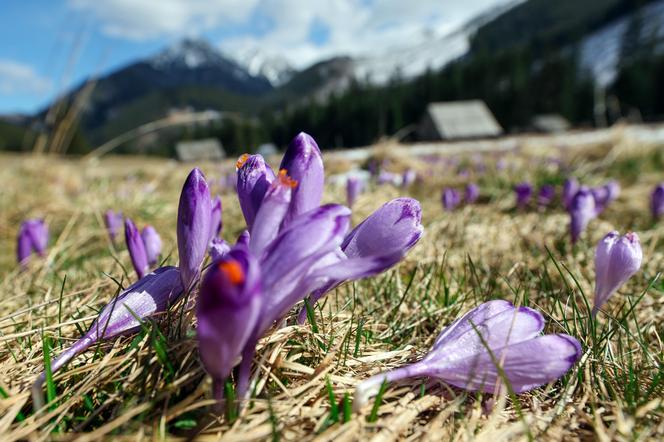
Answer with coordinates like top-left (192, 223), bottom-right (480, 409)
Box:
top-left (0, 134), bottom-right (663, 441)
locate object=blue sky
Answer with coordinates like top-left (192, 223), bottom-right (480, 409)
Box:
top-left (0, 0), bottom-right (510, 114)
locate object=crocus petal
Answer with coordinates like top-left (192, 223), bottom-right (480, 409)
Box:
top-left (236, 230), bottom-right (251, 247)
top-left (141, 225), bottom-right (162, 266)
top-left (236, 154), bottom-right (276, 229)
top-left (32, 266), bottom-right (184, 409)
top-left (279, 132), bottom-right (324, 223)
top-left (346, 177), bottom-right (362, 208)
top-left (209, 195), bottom-right (222, 242)
top-left (125, 218), bottom-right (149, 279)
top-left (514, 183), bottom-right (532, 209)
top-left (442, 188), bottom-right (460, 211)
top-left (209, 237), bottom-right (231, 261)
top-left (257, 204), bottom-right (351, 333)
top-left (249, 170), bottom-right (295, 257)
top-left (592, 231), bottom-right (643, 316)
top-left (197, 248), bottom-right (262, 392)
top-left (430, 334), bottom-right (581, 393)
top-left (177, 168), bottom-right (212, 290)
top-left (28, 219), bottom-right (49, 255)
top-left (465, 183), bottom-right (480, 204)
top-left (538, 185), bottom-right (555, 207)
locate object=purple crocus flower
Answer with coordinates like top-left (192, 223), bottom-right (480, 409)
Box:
top-left (197, 248), bottom-right (262, 401)
top-left (209, 195), bottom-right (222, 242)
top-left (538, 185), bottom-right (555, 208)
top-left (346, 177), bottom-right (363, 208)
top-left (514, 182), bottom-right (532, 209)
top-left (32, 266), bottom-right (184, 409)
top-left (177, 168), bottom-right (212, 291)
top-left (442, 188), bottom-right (460, 211)
top-left (592, 181), bottom-right (620, 215)
top-left (125, 218), bottom-right (149, 279)
top-left (651, 183), bottom-right (664, 219)
top-left (353, 300), bottom-right (581, 410)
top-left (592, 231), bottom-right (643, 317)
top-left (104, 210), bottom-right (123, 243)
top-left (563, 178), bottom-right (579, 210)
top-left (569, 188), bottom-right (596, 244)
top-left (377, 171), bottom-right (397, 186)
top-left (279, 132), bottom-right (324, 224)
top-left (465, 183), bottom-right (480, 204)
top-left (141, 225), bottom-right (162, 267)
top-left (17, 219), bottom-right (48, 266)
top-left (402, 169), bottom-right (417, 188)
top-left (236, 154), bottom-right (275, 230)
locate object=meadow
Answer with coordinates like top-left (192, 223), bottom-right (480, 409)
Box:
top-left (0, 128), bottom-right (663, 441)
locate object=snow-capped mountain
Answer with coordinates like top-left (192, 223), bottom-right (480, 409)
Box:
top-left (579, 0), bottom-right (664, 87)
top-left (224, 47), bottom-right (296, 87)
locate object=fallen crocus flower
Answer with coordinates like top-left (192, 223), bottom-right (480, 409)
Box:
top-left (178, 168), bottom-right (212, 291)
top-left (592, 231), bottom-right (642, 317)
top-left (465, 183), bottom-right (480, 204)
top-left (209, 195), bottom-right (222, 242)
top-left (562, 177), bottom-right (579, 210)
top-left (17, 218), bottom-right (48, 267)
top-left (197, 248), bottom-right (262, 401)
top-left (141, 225), bottom-right (162, 267)
top-left (538, 185), bottom-right (555, 208)
top-left (354, 300), bottom-right (581, 410)
top-left (346, 177), bottom-right (363, 208)
top-left (442, 188), bottom-right (460, 211)
top-left (104, 210), bottom-right (123, 243)
top-left (569, 187), bottom-right (596, 244)
top-left (650, 183), bottom-right (664, 220)
top-left (125, 218), bottom-right (149, 279)
top-left (514, 182), bottom-right (532, 209)
top-left (32, 266), bottom-right (184, 410)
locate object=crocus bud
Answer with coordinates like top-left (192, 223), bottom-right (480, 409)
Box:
top-left (177, 168), bottom-right (212, 290)
top-left (402, 169), bottom-right (417, 188)
top-left (141, 225), bottom-right (162, 266)
top-left (29, 219), bottom-right (48, 256)
top-left (346, 177), bottom-right (362, 208)
top-left (562, 177), bottom-right (579, 210)
top-left (104, 210), bottom-right (123, 243)
top-left (279, 132), bottom-right (324, 223)
top-left (17, 223), bottom-right (33, 266)
top-left (442, 188), bottom-right (460, 211)
top-left (651, 183), bottom-right (664, 220)
top-left (236, 154), bottom-right (275, 229)
top-left (32, 266), bottom-right (184, 410)
top-left (125, 218), bottom-right (149, 279)
top-left (197, 248), bottom-right (262, 399)
top-left (353, 300), bottom-right (581, 411)
top-left (538, 184), bottom-right (555, 208)
top-left (514, 182), bottom-right (532, 209)
top-left (465, 183), bottom-right (480, 204)
top-left (209, 196), bottom-right (222, 242)
top-left (569, 188), bottom-right (596, 244)
top-left (592, 231), bottom-right (642, 316)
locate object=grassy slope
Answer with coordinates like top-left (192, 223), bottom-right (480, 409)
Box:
top-left (0, 134), bottom-right (663, 440)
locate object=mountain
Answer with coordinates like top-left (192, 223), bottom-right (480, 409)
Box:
top-left (56, 39), bottom-right (273, 144)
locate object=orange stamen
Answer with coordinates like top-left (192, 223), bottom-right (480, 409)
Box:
top-left (218, 260), bottom-right (245, 285)
top-left (276, 169), bottom-right (298, 188)
top-left (236, 153), bottom-right (250, 170)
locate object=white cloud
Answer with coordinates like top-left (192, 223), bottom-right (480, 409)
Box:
top-left (68, 0), bottom-right (261, 41)
top-left (68, 0), bottom-right (512, 66)
top-left (0, 60), bottom-right (52, 95)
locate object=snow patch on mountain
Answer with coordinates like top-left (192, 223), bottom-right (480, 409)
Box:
top-left (225, 47), bottom-right (295, 86)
